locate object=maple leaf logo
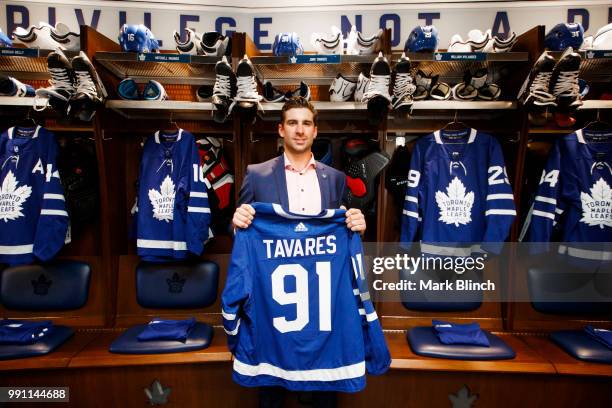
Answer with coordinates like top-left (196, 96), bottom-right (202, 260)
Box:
top-left (580, 177), bottom-right (612, 229)
top-left (148, 175), bottom-right (175, 223)
top-left (435, 177), bottom-right (474, 227)
top-left (0, 170), bottom-right (32, 222)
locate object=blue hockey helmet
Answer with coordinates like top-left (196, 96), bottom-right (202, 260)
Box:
top-left (119, 24), bottom-right (160, 53)
top-left (273, 32), bottom-right (304, 56)
top-left (404, 25), bottom-right (439, 53)
top-left (544, 23), bottom-right (584, 51)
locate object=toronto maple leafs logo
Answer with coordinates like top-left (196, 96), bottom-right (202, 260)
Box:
top-left (580, 178), bottom-right (612, 229)
top-left (435, 177), bottom-right (474, 227)
top-left (0, 170), bottom-right (32, 222)
top-left (449, 385), bottom-right (478, 408)
top-left (148, 175), bottom-right (175, 222)
top-left (144, 379), bottom-right (171, 406)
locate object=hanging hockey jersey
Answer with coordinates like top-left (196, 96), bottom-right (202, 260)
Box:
top-left (134, 129), bottom-right (211, 261)
top-left (522, 129), bottom-right (612, 261)
top-left (401, 128), bottom-right (516, 256)
top-left (222, 203), bottom-right (390, 392)
top-left (0, 126), bottom-right (69, 265)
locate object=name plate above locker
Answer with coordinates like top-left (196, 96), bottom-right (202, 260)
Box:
top-left (137, 52), bottom-right (192, 63)
top-left (585, 50), bottom-right (612, 59)
top-left (289, 54), bottom-right (341, 64)
top-left (0, 47), bottom-right (40, 58)
top-left (433, 52), bottom-right (487, 61)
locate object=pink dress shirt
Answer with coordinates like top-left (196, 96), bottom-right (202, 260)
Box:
top-left (284, 153), bottom-right (321, 215)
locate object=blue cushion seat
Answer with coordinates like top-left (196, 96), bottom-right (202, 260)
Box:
top-left (550, 330), bottom-right (612, 364)
top-left (109, 322), bottom-right (213, 354)
top-left (0, 326), bottom-right (73, 360)
top-left (407, 326), bottom-right (516, 360)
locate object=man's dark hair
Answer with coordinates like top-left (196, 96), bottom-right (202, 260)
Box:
top-left (281, 96), bottom-right (318, 125)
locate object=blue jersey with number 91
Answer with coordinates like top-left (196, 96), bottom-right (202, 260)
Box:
top-left (222, 203), bottom-right (390, 392)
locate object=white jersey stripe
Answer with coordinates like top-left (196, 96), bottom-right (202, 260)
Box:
top-left (40, 209), bottom-right (69, 216)
top-left (421, 243), bottom-right (482, 257)
top-left (222, 309), bottom-right (236, 321)
top-left (486, 194), bottom-right (514, 200)
top-left (559, 245), bottom-right (612, 261)
top-left (532, 210), bottom-right (556, 220)
top-left (366, 311), bottom-right (378, 322)
top-left (233, 359), bottom-right (365, 382)
top-left (405, 196), bottom-right (418, 203)
top-left (190, 191), bottom-right (208, 198)
top-left (485, 209), bottom-right (517, 216)
top-left (187, 206), bottom-right (211, 213)
top-left (0, 244), bottom-right (34, 255)
top-left (136, 239), bottom-right (187, 250)
top-left (535, 196), bottom-right (557, 205)
top-left (43, 193), bottom-right (65, 201)
top-left (403, 210), bottom-right (419, 219)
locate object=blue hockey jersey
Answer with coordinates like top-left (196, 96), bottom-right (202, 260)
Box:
top-left (222, 203), bottom-right (390, 392)
top-left (0, 126), bottom-right (69, 265)
top-left (134, 129), bottom-right (211, 261)
top-left (522, 129), bottom-right (612, 261)
top-left (400, 128), bottom-right (516, 256)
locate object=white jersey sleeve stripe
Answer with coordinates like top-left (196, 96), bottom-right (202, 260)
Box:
top-left (402, 210), bottom-right (419, 219)
top-left (43, 193), bottom-right (65, 201)
top-left (190, 191), bottom-right (208, 198)
top-left (535, 196), bottom-right (557, 205)
top-left (187, 206), bottom-right (211, 213)
top-left (485, 209), bottom-right (517, 216)
top-left (365, 311), bottom-right (378, 322)
top-left (405, 196), bottom-right (418, 203)
top-left (40, 209), bottom-right (69, 216)
top-left (222, 309), bottom-right (236, 320)
top-left (532, 210), bottom-right (556, 220)
top-left (486, 193), bottom-right (514, 200)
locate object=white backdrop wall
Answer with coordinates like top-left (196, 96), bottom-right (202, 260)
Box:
top-left (1, 1), bottom-right (610, 51)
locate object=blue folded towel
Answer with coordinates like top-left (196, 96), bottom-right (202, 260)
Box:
top-left (432, 320), bottom-right (490, 347)
top-left (584, 326), bottom-right (612, 349)
top-left (137, 317), bottom-right (196, 342)
top-left (0, 319), bottom-right (53, 344)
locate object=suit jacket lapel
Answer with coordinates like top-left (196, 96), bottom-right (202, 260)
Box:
top-left (316, 163), bottom-right (330, 210)
top-left (273, 156), bottom-right (290, 209)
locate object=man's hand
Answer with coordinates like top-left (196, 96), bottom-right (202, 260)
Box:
top-left (343, 207), bottom-right (366, 233)
top-left (232, 204), bottom-right (256, 229)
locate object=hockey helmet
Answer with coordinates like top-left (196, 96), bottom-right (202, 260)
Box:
top-left (404, 25), bottom-right (439, 53)
top-left (273, 32), bottom-right (304, 56)
top-left (119, 24), bottom-right (160, 53)
top-left (592, 23), bottom-right (612, 50)
top-left (544, 22), bottom-right (584, 51)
